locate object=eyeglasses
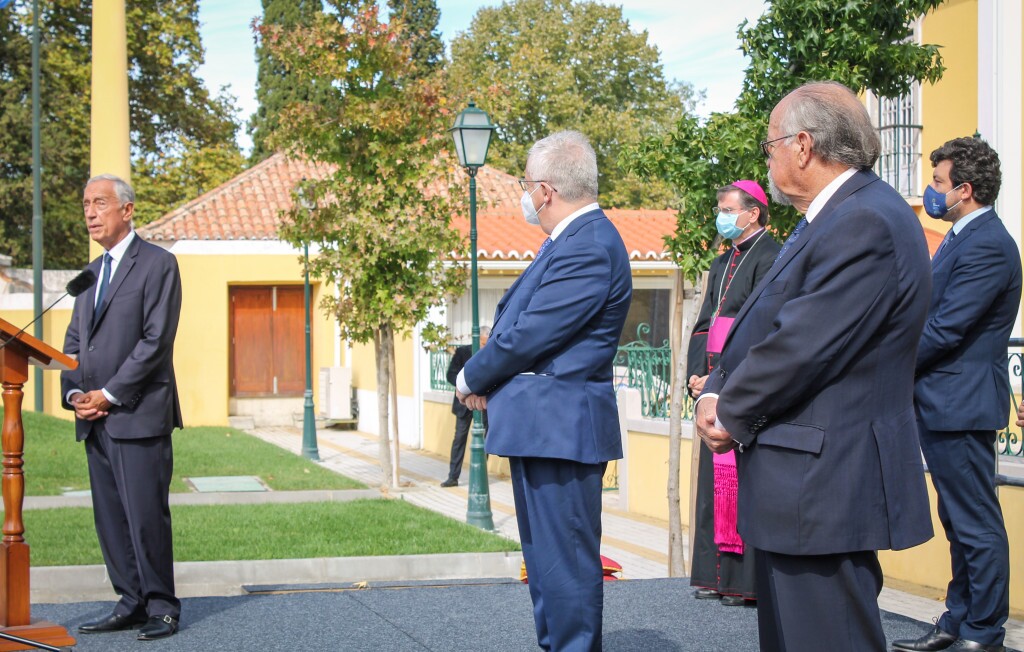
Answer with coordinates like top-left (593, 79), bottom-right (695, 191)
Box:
top-left (517, 178), bottom-right (558, 192)
top-left (714, 207), bottom-right (749, 217)
top-left (760, 133), bottom-right (798, 159)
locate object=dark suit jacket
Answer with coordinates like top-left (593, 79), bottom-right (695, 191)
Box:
top-left (447, 345), bottom-right (472, 418)
top-left (915, 209), bottom-right (1022, 432)
top-left (463, 209), bottom-right (632, 463)
top-left (702, 170), bottom-right (933, 556)
top-left (61, 234), bottom-right (183, 441)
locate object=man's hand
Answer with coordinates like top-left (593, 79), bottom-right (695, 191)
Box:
top-left (694, 397), bottom-right (736, 454)
top-left (1017, 401), bottom-right (1024, 428)
top-left (71, 390), bottom-right (110, 421)
top-left (688, 374), bottom-right (709, 397)
top-left (457, 390), bottom-right (487, 411)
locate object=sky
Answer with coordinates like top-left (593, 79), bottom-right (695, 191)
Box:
top-left (197, 0), bottom-right (769, 152)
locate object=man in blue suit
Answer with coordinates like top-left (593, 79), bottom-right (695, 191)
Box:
top-left (893, 138), bottom-right (1021, 652)
top-left (456, 130), bottom-right (631, 651)
top-left (62, 175), bottom-right (183, 641)
top-left (696, 82), bottom-right (934, 651)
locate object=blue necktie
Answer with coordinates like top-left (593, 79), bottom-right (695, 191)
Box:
top-left (536, 237), bottom-right (552, 260)
top-left (773, 218), bottom-right (808, 265)
top-left (93, 252), bottom-right (112, 325)
top-left (935, 229), bottom-right (955, 257)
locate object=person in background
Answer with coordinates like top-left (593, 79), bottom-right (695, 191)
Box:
top-left (441, 326), bottom-right (490, 488)
top-left (687, 180), bottom-right (780, 607)
top-left (894, 137), bottom-right (1020, 652)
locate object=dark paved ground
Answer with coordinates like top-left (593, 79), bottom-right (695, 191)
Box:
top-left (30, 578), bottom-right (957, 651)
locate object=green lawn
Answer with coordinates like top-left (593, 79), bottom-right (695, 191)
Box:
top-left (21, 499), bottom-right (519, 566)
top-left (9, 409), bottom-right (363, 495)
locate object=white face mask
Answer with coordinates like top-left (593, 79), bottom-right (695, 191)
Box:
top-left (520, 186), bottom-right (544, 225)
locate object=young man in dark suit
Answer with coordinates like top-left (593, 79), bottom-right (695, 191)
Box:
top-left (62, 175), bottom-right (183, 641)
top-left (440, 326), bottom-right (489, 487)
top-left (894, 138), bottom-right (1021, 652)
top-left (695, 82), bottom-right (934, 651)
top-left (456, 130), bottom-right (631, 652)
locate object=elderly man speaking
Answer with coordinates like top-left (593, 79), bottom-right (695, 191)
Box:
top-left (695, 81), bottom-right (934, 651)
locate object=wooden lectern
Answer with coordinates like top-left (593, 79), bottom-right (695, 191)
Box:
top-left (0, 318), bottom-right (76, 650)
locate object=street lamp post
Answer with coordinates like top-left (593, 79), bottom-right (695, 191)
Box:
top-left (297, 180), bottom-right (320, 461)
top-left (449, 102), bottom-right (496, 530)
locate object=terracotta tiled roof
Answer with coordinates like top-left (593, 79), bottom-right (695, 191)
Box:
top-left (465, 209), bottom-right (674, 261)
top-left (138, 152), bottom-right (676, 260)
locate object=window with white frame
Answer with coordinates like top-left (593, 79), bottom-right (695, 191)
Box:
top-left (868, 86), bottom-right (922, 198)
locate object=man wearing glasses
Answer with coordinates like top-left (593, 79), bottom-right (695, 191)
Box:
top-left (694, 82), bottom-right (933, 651)
top-left (457, 130), bottom-right (631, 652)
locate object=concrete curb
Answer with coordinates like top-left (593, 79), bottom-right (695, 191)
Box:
top-left (31, 551), bottom-right (524, 604)
top-left (23, 488), bottom-right (382, 510)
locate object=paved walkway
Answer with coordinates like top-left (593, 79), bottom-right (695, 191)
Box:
top-left (249, 425), bottom-right (1024, 651)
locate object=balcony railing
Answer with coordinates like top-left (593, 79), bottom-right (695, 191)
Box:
top-left (997, 338), bottom-right (1024, 459)
top-left (614, 323), bottom-right (693, 420)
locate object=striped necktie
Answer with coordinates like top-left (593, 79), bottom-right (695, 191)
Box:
top-left (773, 218), bottom-right (808, 265)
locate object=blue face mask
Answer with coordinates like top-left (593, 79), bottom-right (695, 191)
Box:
top-left (715, 210), bottom-right (749, 240)
top-left (923, 183), bottom-right (965, 219)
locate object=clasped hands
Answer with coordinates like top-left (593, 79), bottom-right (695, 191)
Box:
top-left (70, 390), bottom-right (111, 421)
top-left (694, 397), bottom-right (736, 454)
top-left (455, 390), bottom-right (487, 411)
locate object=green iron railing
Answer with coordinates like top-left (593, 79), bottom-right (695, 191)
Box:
top-left (429, 348), bottom-right (453, 391)
top-left (614, 323), bottom-right (693, 420)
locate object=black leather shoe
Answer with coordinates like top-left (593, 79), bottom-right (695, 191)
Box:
top-left (693, 588), bottom-right (721, 600)
top-left (892, 624), bottom-right (957, 651)
top-left (949, 640), bottom-right (1006, 652)
top-left (720, 595), bottom-right (749, 606)
top-left (78, 611), bottom-right (147, 634)
top-left (137, 615), bottom-right (178, 641)
top-left (440, 478), bottom-right (458, 487)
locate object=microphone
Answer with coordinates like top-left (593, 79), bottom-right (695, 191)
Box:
top-left (0, 269), bottom-right (97, 352)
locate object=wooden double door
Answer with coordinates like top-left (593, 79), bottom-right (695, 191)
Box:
top-left (229, 286), bottom-right (307, 397)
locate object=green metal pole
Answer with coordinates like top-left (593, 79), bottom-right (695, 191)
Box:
top-left (466, 170), bottom-right (494, 530)
top-left (31, 0), bottom-right (43, 411)
top-left (301, 240), bottom-right (320, 460)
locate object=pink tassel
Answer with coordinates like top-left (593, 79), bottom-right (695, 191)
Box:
top-left (713, 450), bottom-right (744, 555)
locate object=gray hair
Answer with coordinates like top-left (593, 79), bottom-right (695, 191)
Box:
top-left (526, 130), bottom-right (598, 203)
top-left (86, 174), bottom-right (136, 207)
top-left (479, 325), bottom-right (491, 338)
top-left (779, 81), bottom-right (881, 169)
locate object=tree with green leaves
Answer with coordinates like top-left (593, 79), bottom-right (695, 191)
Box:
top-left (259, 0), bottom-right (467, 487)
top-left (387, 0), bottom-right (443, 77)
top-left (621, 0), bottom-right (946, 577)
top-left (0, 0), bottom-right (242, 269)
top-left (448, 0), bottom-right (702, 209)
top-left (249, 0), bottom-right (324, 162)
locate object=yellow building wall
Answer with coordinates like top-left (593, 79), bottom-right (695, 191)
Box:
top-left (173, 252), bottom-right (336, 426)
top-left (921, 0), bottom-right (979, 156)
top-left (624, 430), bottom-right (694, 526)
top-left (350, 332), bottom-right (415, 397)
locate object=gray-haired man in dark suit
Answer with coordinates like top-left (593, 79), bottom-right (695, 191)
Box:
top-left (62, 174), bottom-right (182, 641)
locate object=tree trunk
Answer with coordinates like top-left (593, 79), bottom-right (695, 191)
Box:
top-left (374, 326), bottom-right (393, 488)
top-left (685, 270), bottom-right (709, 577)
top-left (666, 268), bottom-right (687, 577)
top-left (389, 328), bottom-right (400, 488)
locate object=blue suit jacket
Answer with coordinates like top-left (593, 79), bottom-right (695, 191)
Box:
top-left (61, 235), bottom-right (183, 441)
top-left (915, 209), bottom-right (1022, 432)
top-left (702, 170), bottom-right (934, 555)
top-left (463, 209), bottom-right (632, 464)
